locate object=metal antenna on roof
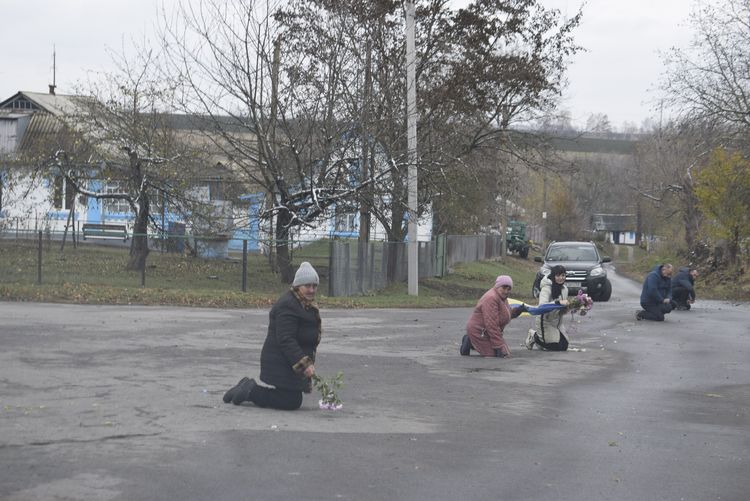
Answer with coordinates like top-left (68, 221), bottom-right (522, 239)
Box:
top-left (49, 45), bottom-right (57, 95)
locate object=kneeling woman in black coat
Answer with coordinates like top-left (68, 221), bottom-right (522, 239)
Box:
top-left (223, 262), bottom-right (321, 410)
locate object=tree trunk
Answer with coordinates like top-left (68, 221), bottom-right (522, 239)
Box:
top-left (635, 197), bottom-right (642, 246)
top-left (127, 195), bottom-right (151, 272)
top-left (385, 241), bottom-right (399, 283)
top-left (499, 197), bottom-right (507, 263)
top-left (268, 40), bottom-right (280, 275)
top-left (60, 203), bottom-right (74, 252)
top-left (728, 226), bottom-right (740, 266)
top-left (389, 205), bottom-right (408, 243)
top-left (275, 210), bottom-right (294, 283)
top-left (682, 181), bottom-right (702, 252)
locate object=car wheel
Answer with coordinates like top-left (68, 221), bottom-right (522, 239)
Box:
top-left (519, 247), bottom-right (529, 259)
top-left (596, 279), bottom-right (612, 302)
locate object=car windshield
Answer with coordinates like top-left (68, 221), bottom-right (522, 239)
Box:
top-left (546, 246), bottom-right (598, 262)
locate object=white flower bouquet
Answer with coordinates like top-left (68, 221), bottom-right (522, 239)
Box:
top-left (313, 371), bottom-right (344, 410)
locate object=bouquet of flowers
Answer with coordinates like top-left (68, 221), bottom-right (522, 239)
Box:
top-left (566, 290), bottom-right (594, 316)
top-left (312, 372), bottom-right (344, 410)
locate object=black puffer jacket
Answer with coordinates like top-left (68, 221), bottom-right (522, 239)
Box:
top-left (260, 289), bottom-right (321, 392)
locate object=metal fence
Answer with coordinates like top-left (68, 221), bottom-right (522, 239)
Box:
top-left (327, 239), bottom-right (443, 296)
top-left (328, 234), bottom-right (504, 296)
top-left (445, 235), bottom-right (503, 269)
top-left (0, 229), bottom-right (324, 296)
top-left (1, 228), bottom-right (505, 298)
top-left (525, 224), bottom-right (545, 246)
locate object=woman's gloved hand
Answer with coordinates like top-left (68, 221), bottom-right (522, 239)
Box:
top-left (511, 303), bottom-right (527, 318)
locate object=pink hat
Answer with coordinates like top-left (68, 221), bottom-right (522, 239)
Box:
top-left (495, 275), bottom-right (513, 288)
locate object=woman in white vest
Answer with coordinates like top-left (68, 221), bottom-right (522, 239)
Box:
top-left (525, 264), bottom-right (570, 351)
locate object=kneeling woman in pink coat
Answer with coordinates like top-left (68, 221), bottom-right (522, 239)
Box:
top-left (460, 275), bottom-right (525, 358)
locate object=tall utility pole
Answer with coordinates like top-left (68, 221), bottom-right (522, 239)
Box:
top-left (358, 36), bottom-right (373, 293)
top-left (406, 0), bottom-right (418, 295)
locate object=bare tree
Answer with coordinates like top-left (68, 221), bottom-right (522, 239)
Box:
top-left (0, 162), bottom-right (32, 229)
top-left (694, 147), bottom-right (750, 265)
top-left (661, 0), bottom-right (750, 143)
top-left (629, 121), bottom-right (717, 250)
top-left (585, 113), bottom-right (612, 134)
top-left (545, 182), bottom-right (579, 241)
top-left (47, 44), bottom-right (214, 271)
top-left (158, 0), bottom-right (580, 281)
top-left (569, 151), bottom-right (633, 220)
top-left (655, 0), bottom-right (750, 260)
top-left (277, 0), bottom-right (583, 240)
top-left (160, 0), bottom-right (398, 282)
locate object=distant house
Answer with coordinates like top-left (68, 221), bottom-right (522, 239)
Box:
top-left (591, 213), bottom-right (638, 245)
top-left (1, 91), bottom-right (92, 233)
top-left (0, 90), bottom-right (241, 257)
top-left (1, 89), bottom-right (432, 254)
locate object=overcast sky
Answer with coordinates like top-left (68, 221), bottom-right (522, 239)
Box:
top-left (1, 0), bottom-right (695, 131)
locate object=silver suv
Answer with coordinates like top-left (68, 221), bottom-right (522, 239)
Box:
top-left (532, 241), bottom-right (612, 301)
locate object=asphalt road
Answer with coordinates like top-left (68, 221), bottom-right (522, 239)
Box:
top-left (1, 266), bottom-right (748, 501)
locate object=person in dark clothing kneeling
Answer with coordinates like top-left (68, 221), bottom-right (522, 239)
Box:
top-left (223, 262), bottom-right (322, 410)
top-left (671, 267), bottom-right (698, 310)
top-left (635, 263), bottom-right (674, 321)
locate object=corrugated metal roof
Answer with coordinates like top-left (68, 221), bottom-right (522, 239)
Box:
top-left (11, 92), bottom-right (84, 116)
top-left (17, 113), bottom-right (66, 153)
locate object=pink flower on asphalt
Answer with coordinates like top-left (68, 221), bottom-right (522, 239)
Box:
top-left (318, 400), bottom-right (343, 411)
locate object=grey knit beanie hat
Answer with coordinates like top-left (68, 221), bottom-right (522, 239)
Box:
top-left (292, 261), bottom-right (319, 287)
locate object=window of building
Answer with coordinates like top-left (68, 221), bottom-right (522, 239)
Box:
top-left (0, 97), bottom-right (37, 111)
top-left (103, 183), bottom-right (131, 214)
top-left (334, 212), bottom-right (357, 233)
top-left (52, 175), bottom-right (75, 210)
top-left (207, 178), bottom-right (224, 201)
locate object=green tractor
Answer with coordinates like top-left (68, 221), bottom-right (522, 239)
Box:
top-left (506, 220), bottom-right (530, 259)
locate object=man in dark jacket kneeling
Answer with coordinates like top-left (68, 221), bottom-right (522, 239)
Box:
top-left (636, 264), bottom-right (674, 321)
top-left (671, 267), bottom-right (698, 310)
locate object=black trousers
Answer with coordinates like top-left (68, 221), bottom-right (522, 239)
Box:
top-left (250, 385), bottom-right (303, 411)
top-left (640, 302), bottom-right (673, 321)
top-left (534, 332), bottom-right (569, 351)
top-left (672, 287), bottom-right (693, 308)
top-left (535, 315), bottom-right (569, 351)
